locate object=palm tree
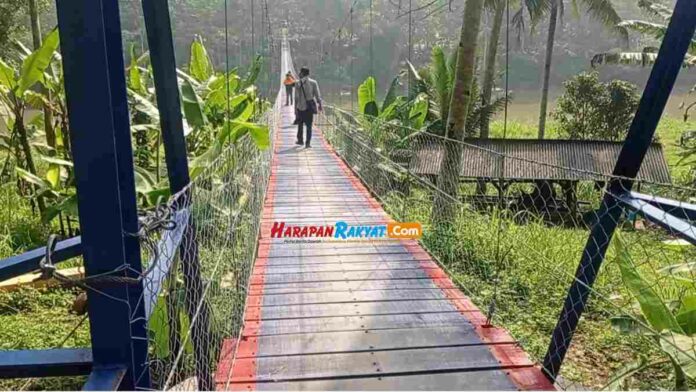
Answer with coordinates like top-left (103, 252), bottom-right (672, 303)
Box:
top-left (432, 0), bottom-right (486, 225)
top-left (480, 0), bottom-right (544, 138)
top-left (480, 0), bottom-right (506, 139)
top-left (537, 0), bottom-right (627, 139)
top-left (407, 47), bottom-right (508, 137)
top-left (592, 0), bottom-right (696, 119)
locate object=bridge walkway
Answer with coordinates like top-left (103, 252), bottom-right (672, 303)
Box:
top-left (214, 42), bottom-right (554, 391)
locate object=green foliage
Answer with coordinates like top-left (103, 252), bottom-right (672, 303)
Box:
top-left (126, 38), bottom-right (270, 206)
top-left (16, 29), bottom-right (59, 97)
top-left (240, 55), bottom-right (263, 91)
top-left (591, 0), bottom-right (696, 121)
top-left (0, 0), bottom-right (39, 54)
top-left (405, 45), bottom-right (509, 138)
top-left (180, 77), bottom-right (208, 128)
top-left (408, 94), bottom-right (429, 130)
top-left (358, 76), bottom-right (379, 117)
top-left (188, 35), bottom-right (214, 83)
top-left (615, 235), bottom-right (683, 333)
top-left (610, 234), bottom-right (696, 390)
top-left (0, 287), bottom-right (89, 390)
top-left (553, 72), bottom-right (639, 141)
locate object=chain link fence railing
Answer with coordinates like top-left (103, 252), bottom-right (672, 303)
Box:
top-left (320, 104), bottom-right (696, 390)
top-left (132, 106), bottom-right (276, 390)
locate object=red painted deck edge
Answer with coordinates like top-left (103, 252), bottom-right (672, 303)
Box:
top-left (222, 112), bottom-right (283, 392)
top-left (223, 124), bottom-right (554, 390)
top-left (318, 127), bottom-right (555, 391)
top-left (215, 338), bottom-right (238, 389)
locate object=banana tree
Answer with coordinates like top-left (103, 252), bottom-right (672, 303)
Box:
top-left (591, 0), bottom-right (696, 120)
top-left (0, 29), bottom-right (60, 215)
top-left (356, 76), bottom-right (429, 149)
top-left (606, 235), bottom-right (696, 390)
top-left (125, 37), bottom-right (271, 206)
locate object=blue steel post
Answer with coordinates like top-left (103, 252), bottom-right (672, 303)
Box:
top-left (101, 0), bottom-right (151, 386)
top-left (542, 0), bottom-right (696, 380)
top-left (141, 0), bottom-right (214, 389)
top-left (56, 0), bottom-right (149, 389)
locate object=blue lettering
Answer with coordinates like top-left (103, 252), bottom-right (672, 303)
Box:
top-left (334, 221), bottom-right (348, 239)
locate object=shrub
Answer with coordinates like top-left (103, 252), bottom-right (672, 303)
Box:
top-left (553, 72), bottom-right (639, 141)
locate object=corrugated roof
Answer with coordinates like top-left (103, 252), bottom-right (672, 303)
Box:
top-left (408, 138), bottom-right (672, 183)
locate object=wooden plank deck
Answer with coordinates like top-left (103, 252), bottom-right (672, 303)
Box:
top-left (215, 43), bottom-right (554, 391)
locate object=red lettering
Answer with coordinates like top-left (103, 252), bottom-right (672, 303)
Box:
top-left (292, 227), bottom-right (300, 237)
top-left (324, 226), bottom-right (334, 237)
top-left (300, 227), bottom-right (309, 237)
top-left (309, 226), bottom-right (318, 236)
top-left (271, 222), bottom-right (285, 238)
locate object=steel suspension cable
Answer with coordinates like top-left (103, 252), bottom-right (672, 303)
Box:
top-left (488, 0), bottom-right (512, 326)
top-left (350, 6), bottom-right (355, 111)
top-left (250, 0), bottom-right (255, 57)
top-left (408, 0), bottom-right (413, 94)
top-left (369, 0), bottom-right (374, 76)
top-left (225, 0), bottom-right (231, 130)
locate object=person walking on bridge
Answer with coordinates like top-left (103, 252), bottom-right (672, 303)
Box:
top-left (294, 67), bottom-right (322, 148)
top-left (283, 72), bottom-right (296, 106)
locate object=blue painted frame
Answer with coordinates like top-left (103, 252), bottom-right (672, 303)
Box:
top-left (630, 191), bottom-right (696, 221)
top-left (0, 236), bottom-right (81, 282)
top-left (542, 0), bottom-right (696, 380)
top-left (142, 0), bottom-right (214, 388)
top-left (616, 192), bottom-right (696, 245)
top-left (0, 349), bottom-right (92, 379)
top-left (56, 0), bottom-right (149, 388)
top-left (83, 366), bottom-right (128, 391)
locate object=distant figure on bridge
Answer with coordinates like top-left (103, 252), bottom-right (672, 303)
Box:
top-left (294, 67), bottom-right (322, 148)
top-left (283, 72), bottom-right (296, 106)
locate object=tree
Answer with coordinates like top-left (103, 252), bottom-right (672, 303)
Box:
top-left (480, 0), bottom-right (543, 138)
top-left (407, 46), bottom-right (508, 137)
top-left (591, 0), bottom-right (696, 120)
top-left (553, 72), bottom-right (639, 141)
top-left (480, 0), bottom-right (505, 139)
top-left (26, 0), bottom-right (57, 156)
top-left (0, 0), bottom-right (29, 54)
top-left (537, 0), bottom-right (627, 139)
top-left (432, 0), bottom-right (486, 225)
top-left (0, 29), bottom-right (60, 216)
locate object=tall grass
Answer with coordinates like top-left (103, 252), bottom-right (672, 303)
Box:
top-left (392, 186), bottom-right (691, 389)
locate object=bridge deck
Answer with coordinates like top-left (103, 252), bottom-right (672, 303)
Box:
top-left (215, 98), bottom-right (554, 390)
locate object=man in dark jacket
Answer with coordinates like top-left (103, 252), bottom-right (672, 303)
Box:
top-left (294, 67), bottom-right (322, 148)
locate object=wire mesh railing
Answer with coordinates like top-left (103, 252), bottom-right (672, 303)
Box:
top-left (320, 104), bottom-right (696, 390)
top-left (132, 106), bottom-right (277, 390)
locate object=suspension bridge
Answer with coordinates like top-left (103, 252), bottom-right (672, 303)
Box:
top-left (0, 0), bottom-right (694, 390)
top-left (212, 41), bottom-right (553, 390)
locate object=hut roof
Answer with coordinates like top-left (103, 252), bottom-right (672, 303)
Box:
top-left (409, 138), bottom-right (671, 183)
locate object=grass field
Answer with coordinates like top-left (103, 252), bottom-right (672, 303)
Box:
top-left (0, 185), bottom-right (89, 390)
